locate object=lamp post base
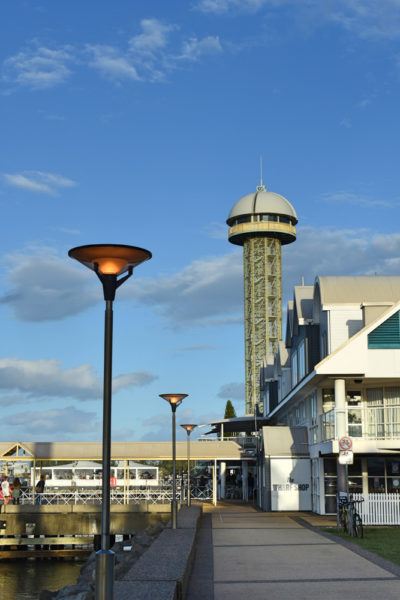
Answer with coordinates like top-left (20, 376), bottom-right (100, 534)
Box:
top-left (171, 499), bottom-right (178, 529)
top-left (95, 549), bottom-right (115, 600)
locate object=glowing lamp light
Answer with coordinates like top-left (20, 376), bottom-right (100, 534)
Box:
top-left (181, 424), bottom-right (197, 433)
top-left (68, 241), bottom-right (151, 600)
top-left (160, 394), bottom-right (188, 409)
top-left (68, 244), bottom-right (152, 276)
top-left (160, 393), bottom-right (188, 528)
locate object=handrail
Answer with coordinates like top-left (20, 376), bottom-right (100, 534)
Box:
top-left (15, 484), bottom-right (213, 505)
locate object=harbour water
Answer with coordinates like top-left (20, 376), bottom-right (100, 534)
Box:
top-left (0, 557), bottom-right (86, 599)
top-left (0, 512), bottom-right (169, 599)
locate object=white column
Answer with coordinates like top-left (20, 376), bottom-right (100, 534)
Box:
top-left (220, 423), bottom-right (224, 440)
top-left (335, 379), bottom-right (346, 438)
top-left (220, 461), bottom-right (226, 499)
top-left (335, 378), bottom-right (347, 497)
top-left (213, 460), bottom-right (217, 506)
top-left (242, 460), bottom-right (249, 502)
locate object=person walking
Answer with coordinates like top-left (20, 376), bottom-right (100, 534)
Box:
top-left (12, 477), bottom-right (21, 505)
top-left (35, 474), bottom-right (46, 505)
top-left (1, 476), bottom-right (11, 506)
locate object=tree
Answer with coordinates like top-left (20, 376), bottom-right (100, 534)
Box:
top-left (223, 400), bottom-right (237, 437)
top-left (224, 400), bottom-right (237, 419)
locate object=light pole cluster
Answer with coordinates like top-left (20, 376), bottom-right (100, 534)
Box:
top-left (69, 244), bottom-right (151, 600)
top-left (181, 424), bottom-right (197, 506)
top-left (69, 244), bottom-right (196, 598)
top-left (159, 394), bottom-right (188, 528)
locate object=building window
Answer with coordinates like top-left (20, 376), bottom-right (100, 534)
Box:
top-left (366, 387), bottom-right (400, 438)
top-left (368, 310), bottom-right (400, 348)
top-left (260, 214), bottom-right (278, 222)
top-left (235, 216), bottom-right (252, 225)
top-left (279, 216), bottom-right (291, 224)
top-left (347, 391), bottom-right (362, 437)
top-left (298, 340), bottom-right (306, 380)
top-left (291, 349), bottom-right (298, 387)
top-left (321, 331), bottom-right (328, 358)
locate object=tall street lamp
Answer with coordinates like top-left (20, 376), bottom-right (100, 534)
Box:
top-left (69, 244), bottom-right (151, 600)
top-left (180, 424), bottom-right (197, 507)
top-left (159, 394), bottom-right (188, 529)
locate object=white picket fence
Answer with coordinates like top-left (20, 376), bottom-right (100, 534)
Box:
top-left (352, 493), bottom-right (400, 525)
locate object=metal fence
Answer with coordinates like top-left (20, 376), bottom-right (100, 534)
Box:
top-left (16, 484), bottom-right (213, 506)
top-left (353, 493), bottom-right (400, 525)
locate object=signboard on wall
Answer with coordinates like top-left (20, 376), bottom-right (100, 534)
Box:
top-left (270, 458), bottom-right (311, 511)
top-left (338, 450), bottom-right (354, 465)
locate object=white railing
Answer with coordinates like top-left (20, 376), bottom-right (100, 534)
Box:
top-left (198, 435), bottom-right (256, 447)
top-left (16, 484), bottom-right (213, 506)
top-left (319, 406), bottom-right (400, 442)
top-left (352, 493), bottom-right (400, 525)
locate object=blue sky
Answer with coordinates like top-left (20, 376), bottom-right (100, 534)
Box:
top-left (0, 0), bottom-right (400, 442)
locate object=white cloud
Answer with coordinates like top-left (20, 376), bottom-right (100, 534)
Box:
top-left (0, 357), bottom-right (157, 401)
top-left (217, 382), bottom-right (245, 401)
top-left (3, 19), bottom-right (225, 90)
top-left (6, 406), bottom-right (99, 436)
top-left (196, 0), bottom-right (400, 40)
top-left (140, 408), bottom-right (222, 441)
top-left (129, 19), bottom-right (178, 55)
top-left (322, 191), bottom-right (394, 208)
top-left (123, 251), bottom-right (243, 327)
top-left (0, 249), bottom-right (99, 321)
top-left (282, 226), bottom-right (400, 303)
top-left (2, 228), bottom-right (400, 327)
top-left (196, 0), bottom-right (271, 13)
top-left (2, 45), bottom-right (74, 90)
top-left (3, 171), bottom-right (76, 196)
top-left (86, 45), bottom-right (141, 81)
top-left (179, 36), bottom-right (223, 60)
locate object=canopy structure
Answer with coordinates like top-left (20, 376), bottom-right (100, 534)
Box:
top-left (0, 440), bottom-right (247, 462)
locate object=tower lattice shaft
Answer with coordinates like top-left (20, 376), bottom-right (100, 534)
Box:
top-left (243, 237), bottom-right (282, 413)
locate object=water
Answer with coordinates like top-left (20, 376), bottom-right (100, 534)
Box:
top-left (0, 558), bottom-right (86, 599)
top-left (0, 513), bottom-right (169, 599)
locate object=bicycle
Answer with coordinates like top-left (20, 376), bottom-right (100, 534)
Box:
top-left (337, 496), bottom-right (364, 538)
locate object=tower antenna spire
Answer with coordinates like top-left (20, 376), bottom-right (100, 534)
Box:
top-left (257, 155), bottom-right (266, 192)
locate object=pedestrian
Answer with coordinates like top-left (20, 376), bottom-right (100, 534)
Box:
top-left (35, 474), bottom-right (46, 505)
top-left (1, 476), bottom-right (11, 506)
top-left (12, 477), bottom-right (21, 505)
top-left (248, 472), bottom-right (254, 499)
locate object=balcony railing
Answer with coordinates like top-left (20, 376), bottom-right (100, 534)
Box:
top-left (319, 405), bottom-right (400, 442)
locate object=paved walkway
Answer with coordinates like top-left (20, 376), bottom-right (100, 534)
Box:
top-left (186, 502), bottom-right (400, 600)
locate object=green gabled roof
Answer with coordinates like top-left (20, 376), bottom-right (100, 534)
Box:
top-left (368, 310), bottom-right (400, 349)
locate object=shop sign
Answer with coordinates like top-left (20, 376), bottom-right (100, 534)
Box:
top-left (338, 450), bottom-right (354, 465)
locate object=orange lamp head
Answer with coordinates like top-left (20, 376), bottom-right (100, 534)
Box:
top-left (180, 424), bottom-right (197, 434)
top-left (68, 244), bottom-right (152, 301)
top-left (160, 394), bottom-right (188, 411)
top-left (68, 244), bottom-right (152, 276)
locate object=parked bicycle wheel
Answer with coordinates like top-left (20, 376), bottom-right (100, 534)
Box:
top-left (339, 508), bottom-right (349, 534)
top-left (353, 513), bottom-right (363, 538)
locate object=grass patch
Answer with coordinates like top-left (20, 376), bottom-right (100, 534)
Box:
top-left (322, 526), bottom-right (400, 566)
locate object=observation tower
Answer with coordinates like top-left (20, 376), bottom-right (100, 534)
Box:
top-left (227, 179), bottom-right (297, 414)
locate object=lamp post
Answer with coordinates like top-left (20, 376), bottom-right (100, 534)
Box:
top-left (159, 394), bottom-right (188, 528)
top-left (69, 244), bottom-right (151, 600)
top-left (180, 424), bottom-right (197, 507)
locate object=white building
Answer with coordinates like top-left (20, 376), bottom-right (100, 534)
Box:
top-left (260, 276), bottom-right (400, 514)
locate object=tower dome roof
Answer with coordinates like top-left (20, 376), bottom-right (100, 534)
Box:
top-left (227, 190), bottom-right (298, 225)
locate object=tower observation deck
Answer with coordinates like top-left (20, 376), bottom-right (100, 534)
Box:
top-left (227, 184), bottom-right (297, 414)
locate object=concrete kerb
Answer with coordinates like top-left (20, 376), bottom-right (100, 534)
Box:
top-left (115, 504), bottom-right (202, 600)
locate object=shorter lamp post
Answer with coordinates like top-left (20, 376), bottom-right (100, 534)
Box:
top-left (160, 394), bottom-right (188, 528)
top-left (180, 424), bottom-right (197, 507)
top-left (69, 244), bottom-right (151, 600)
